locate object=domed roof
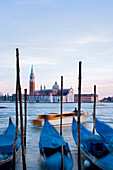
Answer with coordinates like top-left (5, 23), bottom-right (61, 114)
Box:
top-left (52, 81), bottom-right (59, 89)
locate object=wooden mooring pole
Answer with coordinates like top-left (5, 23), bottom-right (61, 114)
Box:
top-left (12, 87), bottom-right (19, 170)
top-left (19, 85), bottom-right (26, 170)
top-left (78, 61), bottom-right (82, 170)
top-left (60, 76), bottom-right (63, 136)
top-left (93, 85), bottom-right (96, 134)
top-left (60, 76), bottom-right (64, 170)
top-left (24, 89), bottom-right (27, 146)
top-left (16, 48), bottom-right (26, 170)
top-left (12, 49), bottom-right (19, 170)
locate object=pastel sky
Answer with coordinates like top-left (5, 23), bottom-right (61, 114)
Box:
top-left (0, 0), bottom-right (113, 99)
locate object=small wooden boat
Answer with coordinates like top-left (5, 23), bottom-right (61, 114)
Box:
top-left (0, 118), bottom-right (21, 170)
top-left (72, 117), bottom-right (113, 169)
top-left (32, 111), bottom-right (89, 127)
top-left (95, 118), bottom-right (113, 152)
top-left (39, 117), bottom-right (73, 170)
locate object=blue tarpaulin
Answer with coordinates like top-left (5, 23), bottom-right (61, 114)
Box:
top-left (72, 117), bottom-right (103, 152)
top-left (45, 152), bottom-right (73, 170)
top-left (97, 153), bottom-right (113, 170)
top-left (0, 121), bottom-right (21, 155)
top-left (95, 118), bottom-right (113, 145)
top-left (39, 118), bottom-right (69, 156)
top-left (72, 117), bottom-right (113, 170)
top-left (39, 118), bottom-right (73, 170)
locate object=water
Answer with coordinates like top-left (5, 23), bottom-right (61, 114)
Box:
top-left (0, 102), bottom-right (113, 169)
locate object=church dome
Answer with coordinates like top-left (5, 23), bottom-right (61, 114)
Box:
top-left (52, 81), bottom-right (59, 89)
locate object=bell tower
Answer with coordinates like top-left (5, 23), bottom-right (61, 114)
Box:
top-left (29, 65), bottom-right (35, 95)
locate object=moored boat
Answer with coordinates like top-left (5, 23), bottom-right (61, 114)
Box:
top-left (95, 118), bottom-right (113, 152)
top-left (39, 117), bottom-right (73, 170)
top-left (0, 118), bottom-right (21, 170)
top-left (72, 117), bottom-right (113, 169)
top-left (32, 111), bottom-right (89, 127)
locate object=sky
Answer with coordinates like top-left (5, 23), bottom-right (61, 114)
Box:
top-left (0, 0), bottom-right (113, 99)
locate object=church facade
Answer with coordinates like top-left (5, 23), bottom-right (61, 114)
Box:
top-left (28, 66), bottom-right (74, 102)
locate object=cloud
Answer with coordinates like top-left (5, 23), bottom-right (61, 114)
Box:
top-left (62, 48), bottom-right (80, 53)
top-left (18, 0), bottom-right (56, 7)
top-left (59, 35), bottom-right (113, 46)
top-left (98, 83), bottom-right (113, 99)
top-left (15, 42), bottom-right (47, 50)
top-left (56, 34), bottom-right (113, 54)
top-left (0, 82), bottom-right (10, 91)
top-left (0, 53), bottom-right (15, 69)
top-left (75, 36), bottom-right (112, 45)
top-left (21, 56), bottom-right (58, 66)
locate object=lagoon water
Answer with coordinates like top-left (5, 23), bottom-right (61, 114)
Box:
top-left (0, 102), bottom-right (113, 169)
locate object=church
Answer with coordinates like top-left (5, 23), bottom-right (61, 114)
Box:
top-left (28, 65), bottom-right (74, 102)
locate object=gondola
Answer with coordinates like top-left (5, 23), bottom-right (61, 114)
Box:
top-left (0, 118), bottom-right (21, 170)
top-left (39, 117), bottom-right (73, 170)
top-left (72, 117), bottom-right (113, 169)
top-left (95, 118), bottom-right (113, 152)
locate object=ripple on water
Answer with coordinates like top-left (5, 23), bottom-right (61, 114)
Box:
top-left (0, 102), bottom-right (113, 169)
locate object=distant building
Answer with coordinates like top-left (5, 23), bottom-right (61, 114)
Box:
top-left (29, 84), bottom-right (74, 103)
top-left (53, 88), bottom-right (74, 102)
top-left (28, 66), bottom-right (99, 103)
top-left (74, 94), bottom-right (98, 103)
top-left (28, 66), bottom-right (74, 102)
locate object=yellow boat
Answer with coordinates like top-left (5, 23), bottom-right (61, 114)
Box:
top-left (32, 111), bottom-right (89, 127)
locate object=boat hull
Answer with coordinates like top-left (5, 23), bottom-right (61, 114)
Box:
top-left (45, 152), bottom-right (73, 170)
top-left (39, 118), bottom-right (73, 170)
top-left (72, 117), bottom-right (113, 170)
top-left (81, 148), bottom-right (102, 169)
top-left (32, 112), bottom-right (89, 127)
top-left (0, 148), bottom-right (21, 170)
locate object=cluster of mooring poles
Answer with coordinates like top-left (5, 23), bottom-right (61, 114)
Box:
top-left (11, 50), bottom-right (97, 169)
top-left (12, 48), bottom-right (27, 170)
top-left (77, 61), bottom-right (96, 169)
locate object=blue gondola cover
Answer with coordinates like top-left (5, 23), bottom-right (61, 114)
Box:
top-left (0, 121), bottom-right (21, 155)
top-left (95, 118), bottom-right (113, 147)
top-left (39, 118), bottom-right (69, 156)
top-left (39, 118), bottom-right (73, 170)
top-left (72, 117), bottom-right (113, 170)
top-left (72, 117), bottom-right (104, 152)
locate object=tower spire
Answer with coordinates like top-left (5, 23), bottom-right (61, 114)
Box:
top-left (29, 65), bottom-right (35, 95)
top-left (31, 65), bottom-right (34, 74)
